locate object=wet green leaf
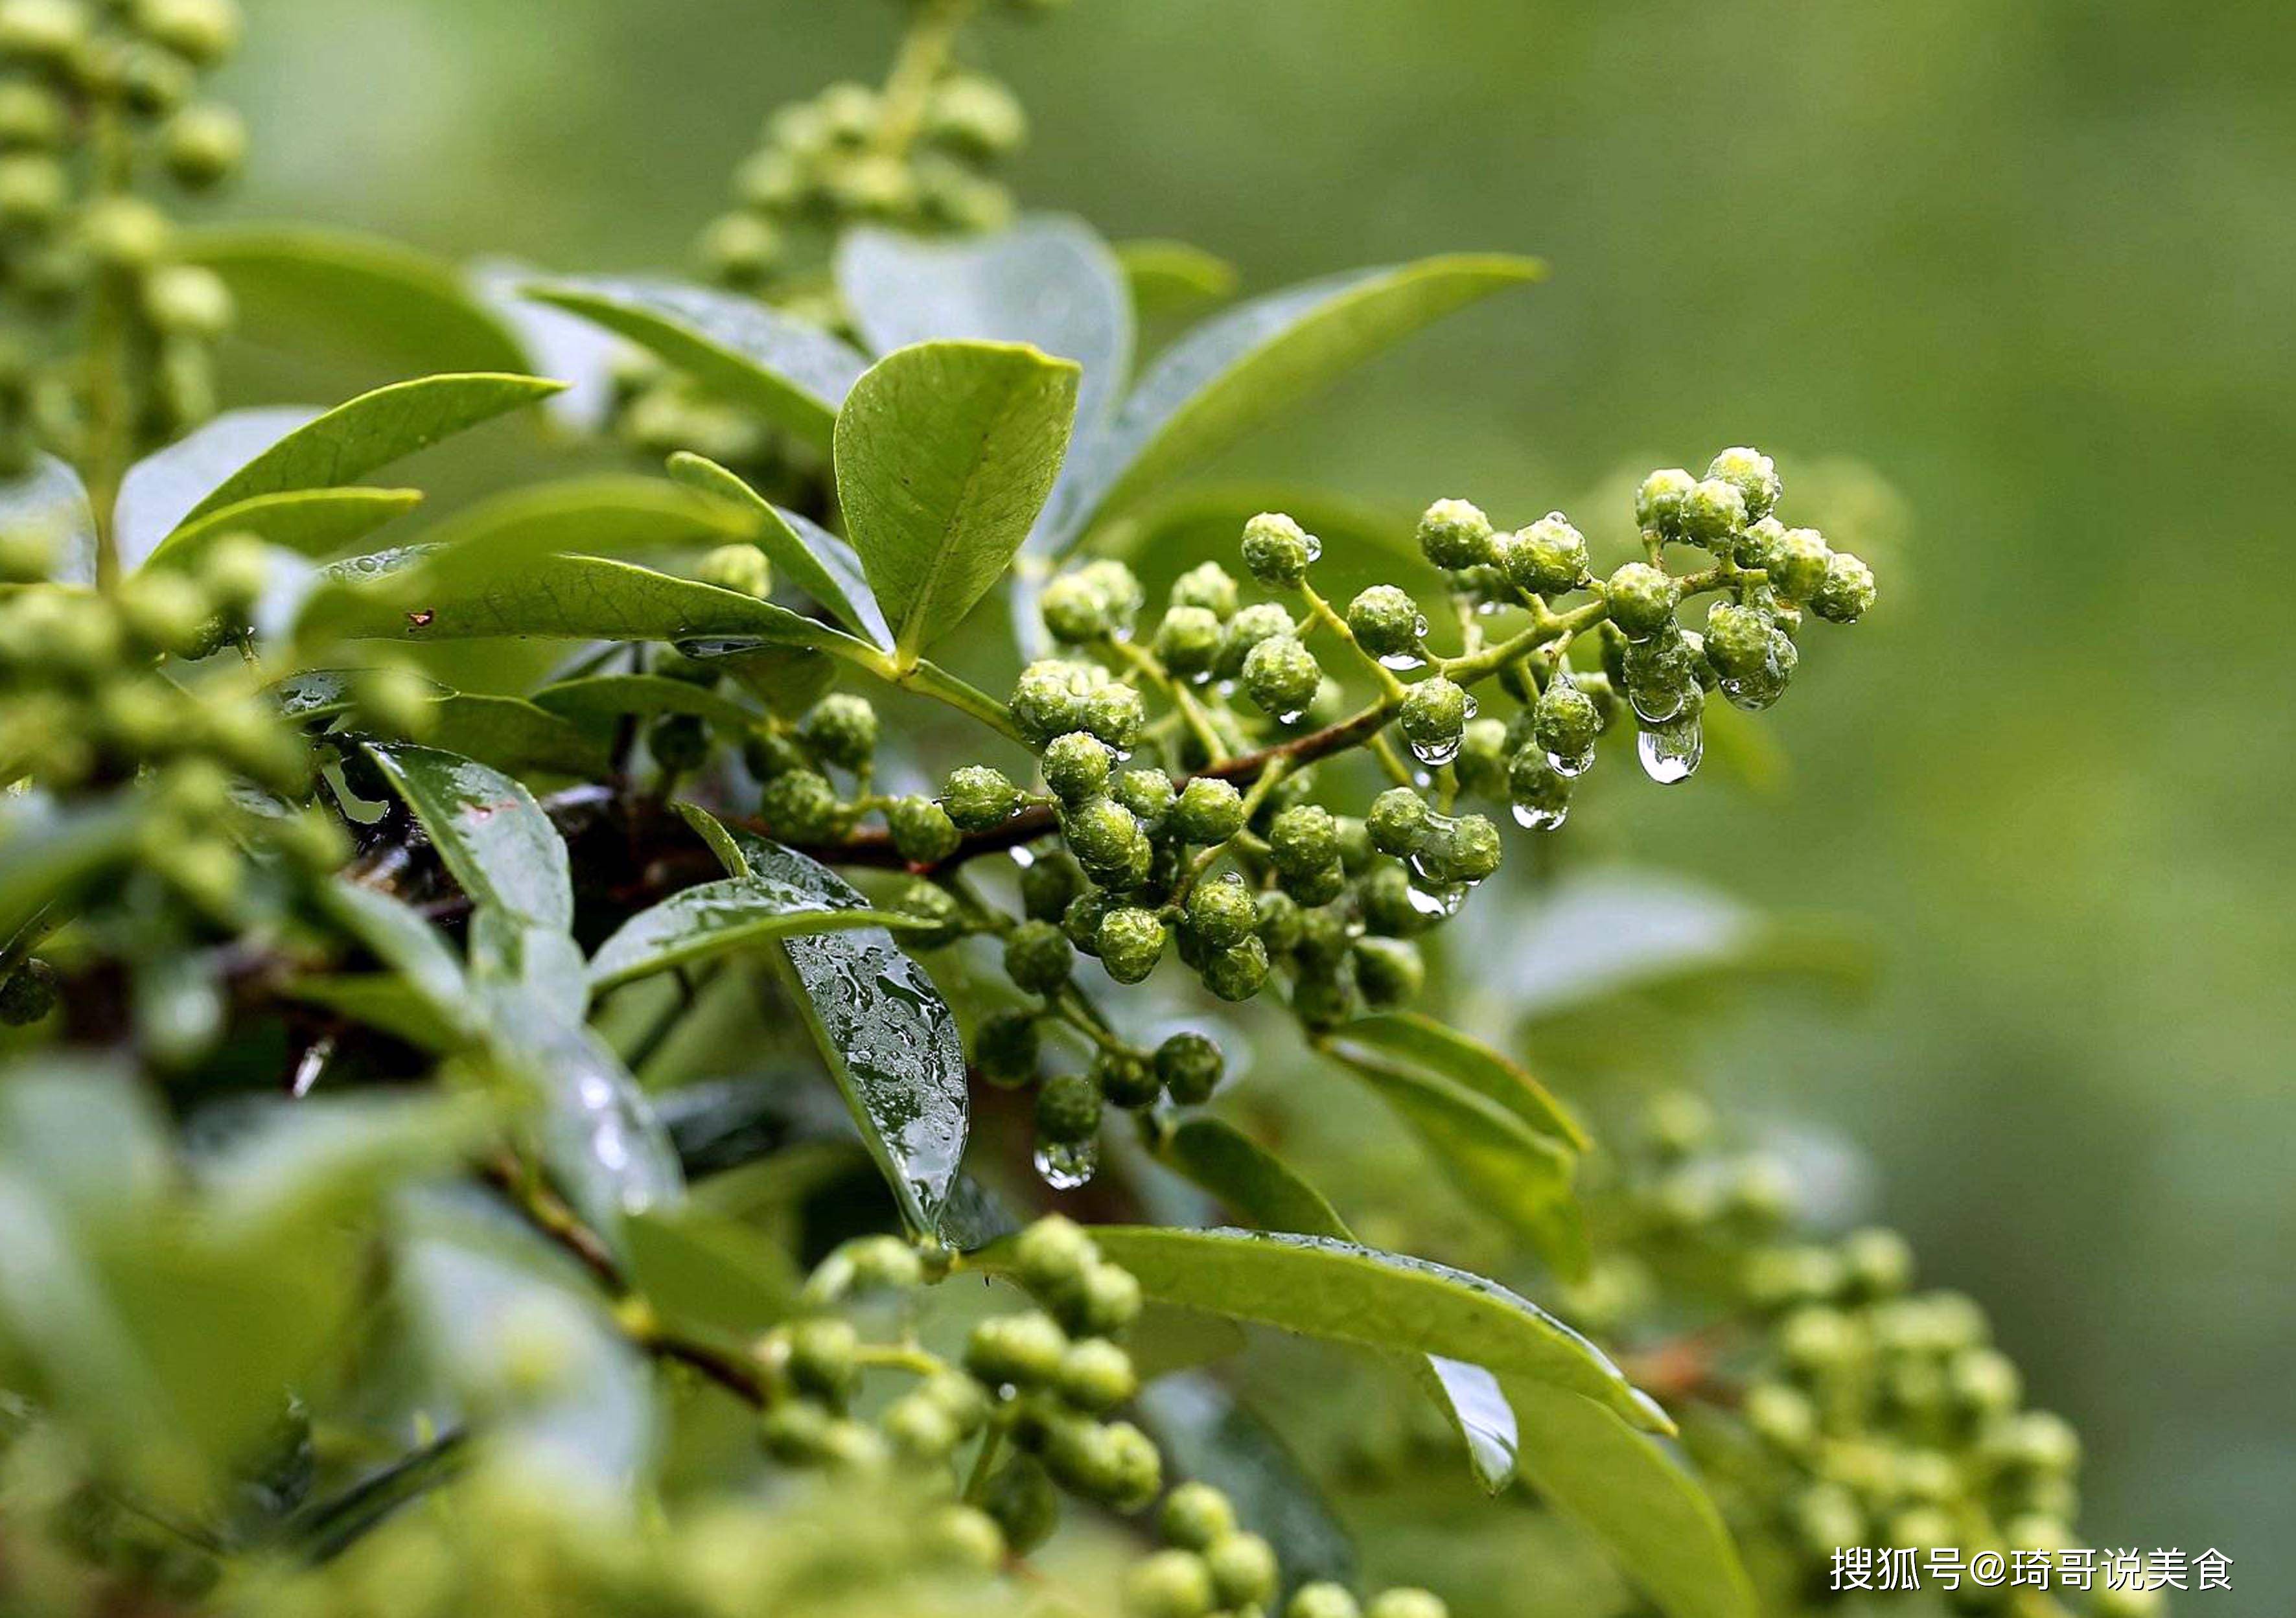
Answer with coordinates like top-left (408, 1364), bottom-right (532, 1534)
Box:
top-left (425, 693), bottom-right (612, 778)
top-left (1036, 254), bottom-right (1541, 553)
top-left (588, 877), bottom-right (926, 995)
top-left (666, 452), bottom-right (890, 647)
top-left (623, 1206), bottom-right (799, 1347)
top-left (835, 340), bottom-right (1079, 662)
top-left (313, 881), bottom-right (475, 1037)
top-left (1028, 1227), bottom-right (1665, 1433)
top-left (115, 407), bottom-right (318, 564)
top-left (183, 224), bottom-right (532, 377)
top-left (1503, 1376), bottom-right (1757, 1618)
top-left (391, 474), bottom-right (757, 590)
top-left (361, 742), bottom-right (570, 931)
top-left (139, 486), bottom-right (424, 573)
top-left (1115, 238), bottom-right (1241, 316)
top-left (525, 278), bottom-right (868, 448)
top-left (1330, 1010), bottom-right (1588, 1150)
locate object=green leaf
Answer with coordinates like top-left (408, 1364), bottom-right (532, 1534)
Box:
top-left (182, 224), bottom-right (533, 378)
top-left (1036, 254), bottom-right (1542, 553)
top-left (1321, 1043), bottom-right (1588, 1281)
top-left (303, 548), bottom-right (848, 654)
top-left (194, 1093), bottom-right (489, 1244)
top-left (834, 340), bottom-right (1079, 663)
top-left (281, 974), bottom-right (466, 1050)
top-left (1115, 238), bottom-right (1241, 316)
top-left (1034, 1227), bottom-right (1665, 1433)
top-left (838, 217), bottom-right (1133, 434)
top-left (587, 878), bottom-right (926, 995)
top-left (114, 407), bottom-right (318, 564)
top-left (424, 693), bottom-right (612, 778)
top-left (313, 879), bottom-right (478, 1040)
top-left (0, 453), bottom-right (95, 584)
top-left (0, 796), bottom-right (143, 945)
top-left (684, 809), bottom-right (969, 1236)
top-left (361, 742), bottom-right (570, 930)
top-left (1139, 1373), bottom-right (1356, 1593)
top-left (666, 452), bottom-right (890, 647)
top-left (1330, 1011), bottom-right (1588, 1150)
top-left (524, 278), bottom-right (868, 448)
top-left (178, 373), bottom-right (564, 529)
top-left (399, 474), bottom-right (758, 584)
top-left (1151, 1117), bottom-right (1520, 1492)
top-left (138, 487), bottom-right (424, 572)
top-left (623, 1207), bottom-right (799, 1348)
top-left (531, 672), bottom-right (760, 734)
top-left (1503, 1377), bottom-right (1757, 1618)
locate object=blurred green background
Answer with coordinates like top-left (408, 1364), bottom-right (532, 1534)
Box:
top-left (211, 0), bottom-right (2294, 1597)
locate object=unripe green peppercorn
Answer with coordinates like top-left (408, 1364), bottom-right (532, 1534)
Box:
top-left (1125, 1549), bottom-right (1216, 1618)
top-left (1056, 1338), bottom-right (1137, 1412)
top-left (1534, 675), bottom-right (1602, 762)
top-left (141, 263), bottom-right (233, 338)
top-left (785, 1317), bottom-right (860, 1401)
top-left (1266, 803), bottom-right (1338, 877)
top-left (1200, 935), bottom-right (1270, 1002)
top-left (0, 958), bottom-right (58, 1025)
top-left (1185, 873), bottom-right (1258, 950)
top-left (1082, 682), bottom-right (1146, 748)
top-left (1397, 676), bottom-right (1470, 762)
top-left (1634, 467), bottom-right (1697, 538)
top-left (1170, 776), bottom-right (1244, 844)
top-left (888, 795), bottom-right (960, 864)
top-left (1345, 583), bottom-right (1424, 662)
top-left (1509, 747), bottom-right (1573, 830)
top-left (697, 211), bottom-right (782, 287)
top-left (1113, 767), bottom-right (1174, 829)
top-left (1170, 561), bottom-right (1240, 619)
top-left (1094, 1046), bottom-right (1161, 1109)
top-left (1422, 813), bottom-right (1502, 883)
top-left (0, 0), bottom-right (87, 64)
top-left (1767, 526), bottom-right (1832, 603)
top-left (137, 0), bottom-right (240, 64)
top-left (1005, 919), bottom-right (1074, 995)
top-left (159, 102), bottom-right (246, 191)
top-left (694, 541), bottom-right (771, 597)
top-left (981, 1455), bottom-right (1060, 1554)
top-left (966, 1310), bottom-right (1069, 1387)
top-left (1040, 570), bottom-right (1113, 643)
top-left (1416, 497), bottom-right (1494, 570)
top-left (1242, 633), bottom-right (1321, 717)
top-left (759, 769), bottom-right (844, 841)
top-left (1706, 446), bottom-right (1781, 521)
top-left (881, 1393), bottom-right (959, 1462)
top-left (1702, 602), bottom-right (1774, 682)
top-left (1155, 603), bottom-right (1222, 676)
top-left (1453, 717), bottom-right (1509, 798)
top-left (975, 1009), bottom-right (1041, 1088)
top-left (1809, 549), bottom-right (1875, 623)
top-left (0, 82), bottom-right (62, 148)
top-left (1067, 1260), bottom-right (1143, 1336)
top-left (1036, 1071), bottom-right (1103, 1143)
top-left (1241, 510), bottom-right (1317, 588)
top-left (1205, 1532), bottom-right (1279, 1608)
top-left (1495, 511), bottom-right (1591, 595)
top-left (1096, 907), bottom-right (1168, 984)
top-left (942, 764), bottom-right (1019, 830)
top-left (1215, 601), bottom-right (1293, 678)
top-left (0, 153), bottom-right (63, 229)
top-left (1282, 858), bottom-right (1347, 907)
top-left (1062, 890), bottom-right (1116, 954)
top-left (798, 692), bottom-right (876, 770)
top-left (1367, 786), bottom-right (1430, 855)
top-left (1352, 936), bottom-right (1424, 1006)
top-left (1020, 853), bottom-right (1085, 922)
top-left (1682, 476), bottom-right (1748, 548)
top-left (1011, 659), bottom-right (1089, 744)
top-left (1014, 1214), bottom-right (1096, 1296)
top-left (1157, 1481), bottom-right (1235, 1550)
top-left (1154, 1030), bottom-right (1224, 1104)
top-left (1604, 562), bottom-right (1680, 640)
top-left (1288, 1584), bottom-right (1363, 1618)
top-left (1063, 795), bottom-right (1146, 881)
top-left (1042, 730), bottom-right (1112, 802)
top-left (1358, 861), bottom-right (1429, 936)
top-left (1367, 1590), bottom-right (1449, 1618)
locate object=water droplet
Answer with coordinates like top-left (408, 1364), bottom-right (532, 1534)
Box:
top-left (1034, 1139), bottom-right (1100, 1189)
top-left (1513, 800), bottom-right (1570, 831)
top-left (1638, 719), bottom-right (1703, 785)
top-left (1402, 877), bottom-right (1467, 918)
top-left (1628, 682), bottom-right (1687, 724)
top-left (1008, 846), bottom-right (1037, 869)
top-left (1406, 735), bottom-right (1462, 768)
top-left (1275, 708), bottom-right (1306, 726)
top-left (1378, 651), bottom-right (1426, 671)
top-left (1546, 746), bottom-right (1596, 780)
top-left (1304, 534), bottom-right (1325, 562)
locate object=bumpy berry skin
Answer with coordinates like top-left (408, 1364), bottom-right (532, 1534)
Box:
top-left (1083, 682), bottom-right (1147, 749)
top-left (1534, 676), bottom-right (1602, 757)
top-left (1768, 527), bottom-right (1832, 603)
top-left (1063, 796), bottom-right (1147, 881)
top-left (798, 693), bottom-right (877, 770)
top-left (745, 728), bottom-right (807, 782)
top-left (1353, 936), bottom-right (1424, 1006)
top-left (1242, 634), bottom-right (1321, 716)
top-left (1205, 1532), bottom-right (1279, 1608)
top-left (1345, 584), bottom-right (1422, 662)
top-left (1423, 813), bottom-right (1503, 883)
top-left (966, 1310), bottom-right (1069, 1388)
top-left (1114, 767), bottom-right (1174, 829)
top-left (1184, 873), bottom-right (1258, 951)
top-left (981, 1455), bottom-right (1060, 1554)
top-left (1241, 511), bottom-right (1316, 588)
top-left (1097, 907), bottom-right (1168, 984)
top-left (0, 958), bottom-right (58, 1026)
top-left (1682, 476), bottom-right (1749, 548)
top-left (1004, 920), bottom-right (1075, 995)
top-left (1809, 549), bottom-right (1876, 623)
top-left (1170, 561), bottom-right (1240, 619)
top-left (1094, 1047), bottom-right (1161, 1109)
top-left (695, 542), bottom-right (771, 597)
top-left (1036, 1072), bottom-right (1103, 1142)
top-left (1170, 776), bottom-right (1244, 844)
top-left (1056, 1338), bottom-right (1138, 1411)
top-left (1042, 730), bottom-right (1112, 803)
top-left (942, 764), bottom-right (1019, 830)
top-left (1635, 467), bottom-right (1697, 538)
top-left (1509, 747), bottom-right (1573, 823)
top-left (1126, 1549), bottom-right (1217, 1618)
top-left (1154, 1031), bottom-right (1224, 1104)
top-left (1708, 446), bottom-right (1781, 520)
top-left (1013, 1215), bottom-right (1095, 1297)
top-left (1702, 603), bottom-right (1774, 682)
top-left (1040, 572), bottom-right (1114, 643)
top-left (1495, 511), bottom-right (1590, 596)
top-left (1398, 676), bottom-right (1470, 757)
top-left (1011, 660), bottom-right (1088, 744)
top-left (1366, 786), bottom-right (1430, 855)
top-left (1216, 601), bottom-right (1293, 678)
top-left (786, 1317), bottom-right (860, 1401)
top-left (887, 795), bottom-right (960, 864)
top-left (1453, 717), bottom-right (1509, 798)
top-left (1288, 1584), bottom-right (1364, 1618)
top-left (760, 769), bottom-right (844, 842)
top-left (1155, 604), bottom-right (1223, 676)
top-left (1604, 562), bottom-right (1681, 640)
top-left (1200, 936), bottom-right (1271, 1002)
top-left (1416, 497), bottom-right (1494, 570)
top-left (1258, 804), bottom-right (1330, 877)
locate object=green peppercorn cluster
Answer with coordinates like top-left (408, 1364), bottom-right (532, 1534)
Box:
top-left (0, 0), bottom-right (248, 472)
top-left (1127, 1483), bottom-right (1450, 1618)
top-left (1556, 1091), bottom-right (2135, 1615)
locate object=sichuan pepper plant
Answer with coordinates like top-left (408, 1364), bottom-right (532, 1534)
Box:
top-left (0, 3), bottom-right (2153, 1617)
